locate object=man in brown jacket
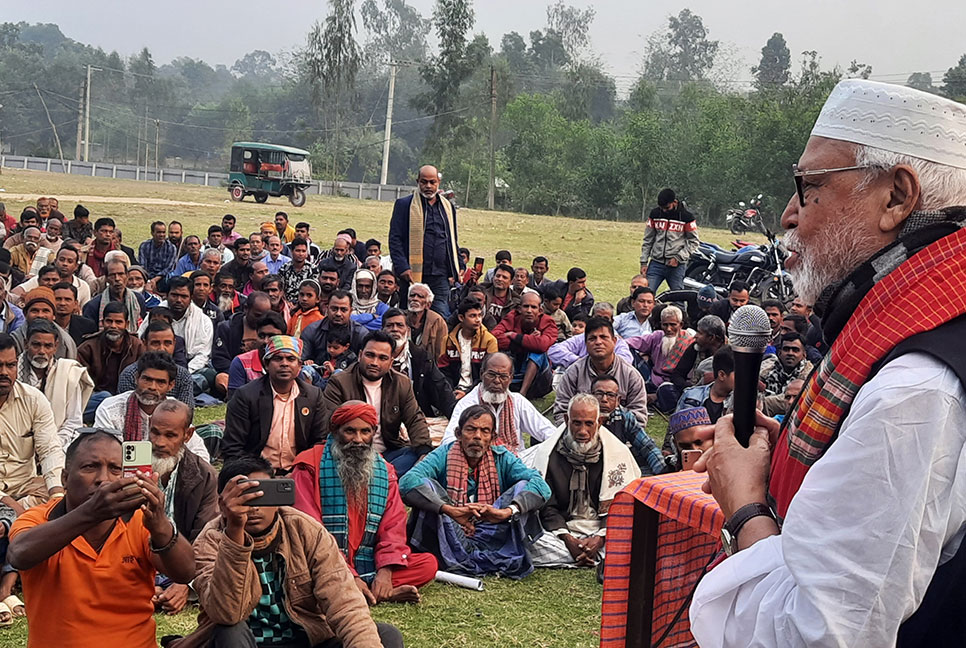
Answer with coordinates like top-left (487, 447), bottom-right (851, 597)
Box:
top-left (172, 456), bottom-right (402, 648)
top-left (77, 301), bottom-right (143, 423)
top-left (322, 331), bottom-right (431, 476)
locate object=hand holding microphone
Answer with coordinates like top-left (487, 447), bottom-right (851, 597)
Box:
top-left (727, 304), bottom-right (772, 447)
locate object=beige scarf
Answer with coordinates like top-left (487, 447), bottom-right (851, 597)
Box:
top-left (45, 359), bottom-right (94, 431)
top-left (408, 191), bottom-right (458, 282)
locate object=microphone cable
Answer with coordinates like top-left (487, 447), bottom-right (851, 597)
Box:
top-left (650, 547), bottom-right (721, 648)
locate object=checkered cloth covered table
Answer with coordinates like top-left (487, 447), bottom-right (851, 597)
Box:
top-left (600, 471), bottom-right (724, 648)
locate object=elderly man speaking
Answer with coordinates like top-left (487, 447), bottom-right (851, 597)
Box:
top-left (690, 81), bottom-right (966, 647)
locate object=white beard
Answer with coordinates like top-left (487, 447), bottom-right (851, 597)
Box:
top-left (481, 389), bottom-right (508, 406)
top-left (152, 447), bottom-right (184, 478)
top-left (784, 204), bottom-right (882, 306)
top-left (217, 294), bottom-right (234, 312)
top-left (660, 334), bottom-right (677, 357)
top-left (563, 429), bottom-right (599, 454)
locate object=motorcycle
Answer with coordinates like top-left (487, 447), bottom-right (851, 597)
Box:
top-left (725, 194), bottom-right (765, 235)
top-left (684, 227), bottom-right (794, 302)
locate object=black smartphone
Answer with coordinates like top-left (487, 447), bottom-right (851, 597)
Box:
top-left (474, 257), bottom-right (485, 274)
top-left (242, 478), bottom-right (295, 507)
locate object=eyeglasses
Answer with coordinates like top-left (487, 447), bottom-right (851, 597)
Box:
top-left (591, 390), bottom-right (620, 400)
top-left (792, 164), bottom-right (874, 207)
top-left (482, 371), bottom-right (511, 381)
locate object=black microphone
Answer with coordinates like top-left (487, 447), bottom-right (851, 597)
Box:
top-left (727, 305), bottom-right (772, 447)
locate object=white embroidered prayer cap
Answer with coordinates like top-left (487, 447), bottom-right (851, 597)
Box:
top-left (811, 79), bottom-right (966, 169)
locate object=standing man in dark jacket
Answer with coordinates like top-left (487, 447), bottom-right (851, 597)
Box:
top-left (321, 331), bottom-right (432, 476)
top-left (640, 188), bottom-right (700, 291)
top-left (388, 164), bottom-right (460, 318)
top-left (222, 335), bottom-right (327, 473)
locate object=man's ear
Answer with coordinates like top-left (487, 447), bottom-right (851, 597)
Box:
top-left (879, 165), bottom-right (921, 234)
top-left (184, 425), bottom-right (195, 442)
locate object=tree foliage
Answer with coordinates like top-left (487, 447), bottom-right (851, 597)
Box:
top-left (753, 33), bottom-right (790, 89)
top-left (942, 54), bottom-right (966, 101)
top-left (644, 9), bottom-right (719, 83)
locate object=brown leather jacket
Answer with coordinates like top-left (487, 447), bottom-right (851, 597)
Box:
top-left (76, 331), bottom-right (143, 393)
top-left (321, 363), bottom-right (432, 454)
top-left (172, 507), bottom-right (382, 648)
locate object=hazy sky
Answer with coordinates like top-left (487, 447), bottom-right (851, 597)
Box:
top-left (8, 0), bottom-right (965, 90)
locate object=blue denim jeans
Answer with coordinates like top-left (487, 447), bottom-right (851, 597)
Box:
top-left (383, 446), bottom-right (421, 476)
top-left (83, 390), bottom-right (113, 425)
top-left (646, 260), bottom-right (686, 292)
top-left (421, 273), bottom-right (453, 319)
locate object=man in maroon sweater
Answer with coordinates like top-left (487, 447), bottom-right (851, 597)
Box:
top-left (492, 291), bottom-right (558, 398)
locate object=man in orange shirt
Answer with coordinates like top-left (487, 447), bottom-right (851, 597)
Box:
top-left (7, 428), bottom-right (195, 647)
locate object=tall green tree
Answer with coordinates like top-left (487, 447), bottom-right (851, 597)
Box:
top-left (942, 54), bottom-right (966, 100)
top-left (752, 33), bottom-right (790, 89)
top-left (906, 72), bottom-right (935, 92)
top-left (643, 9), bottom-right (718, 83)
top-left (545, 1), bottom-right (595, 62)
top-left (414, 0), bottom-right (477, 159)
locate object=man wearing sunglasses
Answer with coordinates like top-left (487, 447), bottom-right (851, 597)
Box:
top-left (691, 80), bottom-right (966, 647)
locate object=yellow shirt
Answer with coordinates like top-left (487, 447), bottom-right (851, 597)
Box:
top-left (0, 382), bottom-right (64, 498)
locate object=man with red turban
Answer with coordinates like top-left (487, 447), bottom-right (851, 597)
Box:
top-left (292, 401), bottom-right (438, 604)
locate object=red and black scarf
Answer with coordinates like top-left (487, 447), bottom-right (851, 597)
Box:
top-left (770, 208), bottom-right (966, 520)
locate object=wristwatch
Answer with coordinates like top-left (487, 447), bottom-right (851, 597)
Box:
top-left (721, 502), bottom-right (775, 556)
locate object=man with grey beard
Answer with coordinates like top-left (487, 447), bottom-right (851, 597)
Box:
top-left (148, 399), bottom-right (217, 615)
top-left (292, 401), bottom-right (438, 604)
top-left (91, 352), bottom-right (210, 462)
top-left (524, 394), bottom-right (640, 568)
top-left (442, 352), bottom-right (556, 453)
top-left (689, 80), bottom-right (966, 646)
top-left (17, 318), bottom-right (93, 447)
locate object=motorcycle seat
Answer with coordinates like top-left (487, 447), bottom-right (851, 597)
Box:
top-left (713, 250), bottom-right (746, 263)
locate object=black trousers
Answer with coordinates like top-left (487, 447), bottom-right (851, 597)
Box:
top-left (208, 621), bottom-right (404, 648)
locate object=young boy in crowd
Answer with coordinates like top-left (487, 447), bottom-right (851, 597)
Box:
top-left (316, 327), bottom-right (357, 389)
top-left (542, 288), bottom-right (572, 343)
top-left (570, 312), bottom-right (588, 338)
top-left (287, 279), bottom-right (323, 337)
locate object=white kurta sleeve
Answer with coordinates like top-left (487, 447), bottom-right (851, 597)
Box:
top-left (690, 353), bottom-right (966, 648)
top-left (186, 311), bottom-right (213, 374)
top-left (58, 383), bottom-right (86, 448)
top-left (515, 394), bottom-right (556, 442)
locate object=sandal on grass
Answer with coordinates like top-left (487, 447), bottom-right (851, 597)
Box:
top-left (0, 602), bottom-right (12, 627)
top-left (2, 596), bottom-right (24, 618)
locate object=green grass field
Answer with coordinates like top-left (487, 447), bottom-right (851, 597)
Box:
top-left (0, 168), bottom-right (738, 647)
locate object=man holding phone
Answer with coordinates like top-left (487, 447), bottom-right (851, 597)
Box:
top-left (8, 428), bottom-right (195, 647)
top-left (174, 456), bottom-right (402, 647)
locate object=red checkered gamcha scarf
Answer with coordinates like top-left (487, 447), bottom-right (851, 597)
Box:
top-left (770, 211), bottom-right (966, 521)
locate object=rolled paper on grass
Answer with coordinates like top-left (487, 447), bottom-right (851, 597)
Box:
top-left (434, 570), bottom-right (484, 591)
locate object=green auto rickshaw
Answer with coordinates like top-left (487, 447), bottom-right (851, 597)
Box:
top-left (227, 142), bottom-right (313, 207)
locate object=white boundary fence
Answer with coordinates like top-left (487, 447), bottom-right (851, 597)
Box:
top-left (0, 154), bottom-right (412, 203)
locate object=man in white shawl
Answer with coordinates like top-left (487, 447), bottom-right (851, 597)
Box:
top-left (522, 393), bottom-right (640, 567)
top-left (17, 318), bottom-right (93, 446)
